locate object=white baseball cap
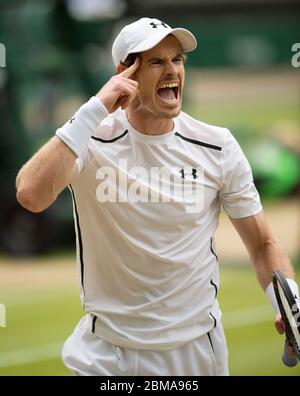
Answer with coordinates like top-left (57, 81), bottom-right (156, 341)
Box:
top-left (112, 17), bottom-right (197, 66)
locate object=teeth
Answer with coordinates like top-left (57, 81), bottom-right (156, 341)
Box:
top-left (159, 83), bottom-right (178, 89)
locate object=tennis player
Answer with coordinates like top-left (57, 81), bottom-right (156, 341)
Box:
top-left (16, 17), bottom-right (299, 375)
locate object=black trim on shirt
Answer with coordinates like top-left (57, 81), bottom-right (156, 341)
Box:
top-left (210, 279), bottom-right (218, 299)
top-left (207, 332), bottom-right (215, 353)
top-left (209, 312), bottom-right (217, 328)
top-left (91, 129), bottom-right (128, 143)
top-left (92, 315), bottom-right (97, 333)
top-left (69, 185), bottom-right (85, 296)
top-left (210, 237), bottom-right (219, 262)
top-left (175, 132), bottom-right (222, 151)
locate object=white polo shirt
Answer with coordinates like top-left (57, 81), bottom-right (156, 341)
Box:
top-left (57, 101), bottom-right (262, 350)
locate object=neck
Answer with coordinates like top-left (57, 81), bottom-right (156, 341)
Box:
top-left (125, 107), bottom-right (174, 135)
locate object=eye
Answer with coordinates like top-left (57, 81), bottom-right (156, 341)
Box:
top-left (151, 59), bottom-right (163, 65)
top-left (173, 57), bottom-right (184, 64)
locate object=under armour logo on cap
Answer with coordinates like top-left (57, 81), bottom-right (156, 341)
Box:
top-left (150, 21), bottom-right (169, 29)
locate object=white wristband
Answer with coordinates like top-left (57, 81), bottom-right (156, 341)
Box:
top-left (56, 96), bottom-right (109, 165)
top-left (266, 278), bottom-right (300, 315)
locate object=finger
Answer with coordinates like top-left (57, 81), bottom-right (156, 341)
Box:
top-left (119, 96), bottom-right (127, 109)
top-left (112, 80), bottom-right (137, 98)
top-left (115, 77), bottom-right (138, 89)
top-left (119, 56), bottom-right (140, 79)
top-left (286, 340), bottom-right (297, 358)
top-left (282, 343), bottom-right (298, 367)
top-left (113, 76), bottom-right (138, 89)
top-left (274, 315), bottom-right (285, 334)
top-left (287, 346), bottom-right (297, 358)
top-left (115, 86), bottom-right (137, 110)
top-left (119, 89), bottom-right (137, 109)
top-left (117, 81), bottom-right (138, 99)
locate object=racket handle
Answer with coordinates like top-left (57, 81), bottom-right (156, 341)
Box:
top-left (282, 349), bottom-right (298, 367)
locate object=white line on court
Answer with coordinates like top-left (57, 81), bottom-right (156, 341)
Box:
top-left (4, 292), bottom-right (77, 307)
top-left (0, 342), bottom-right (62, 368)
top-left (222, 305), bottom-right (272, 329)
top-left (0, 305), bottom-right (274, 369)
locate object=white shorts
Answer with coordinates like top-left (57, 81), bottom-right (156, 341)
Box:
top-left (61, 314), bottom-right (229, 376)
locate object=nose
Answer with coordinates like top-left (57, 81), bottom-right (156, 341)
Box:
top-left (165, 60), bottom-right (177, 76)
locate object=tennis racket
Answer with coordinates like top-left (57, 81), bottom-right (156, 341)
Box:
top-left (272, 270), bottom-right (300, 367)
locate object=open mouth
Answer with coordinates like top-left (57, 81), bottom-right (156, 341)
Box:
top-left (157, 83), bottom-right (179, 102)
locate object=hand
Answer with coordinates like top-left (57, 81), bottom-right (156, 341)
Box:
top-left (274, 314), bottom-right (297, 359)
top-left (96, 57), bottom-right (140, 113)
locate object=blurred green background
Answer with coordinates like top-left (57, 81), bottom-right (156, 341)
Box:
top-left (0, 0), bottom-right (299, 376)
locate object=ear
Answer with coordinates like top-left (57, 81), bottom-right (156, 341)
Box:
top-left (116, 64), bottom-right (126, 74)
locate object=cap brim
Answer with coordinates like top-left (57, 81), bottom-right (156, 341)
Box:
top-left (123, 28), bottom-right (197, 62)
top-left (170, 28), bottom-right (197, 52)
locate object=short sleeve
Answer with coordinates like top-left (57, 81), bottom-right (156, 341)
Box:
top-left (219, 130), bottom-right (262, 218)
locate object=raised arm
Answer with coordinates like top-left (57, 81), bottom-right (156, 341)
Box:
top-left (16, 57), bottom-right (140, 213)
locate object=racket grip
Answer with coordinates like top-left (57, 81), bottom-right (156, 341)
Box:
top-left (282, 349), bottom-right (298, 367)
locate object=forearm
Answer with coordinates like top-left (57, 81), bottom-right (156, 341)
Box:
top-left (250, 237), bottom-right (294, 290)
top-left (16, 136), bottom-right (77, 212)
top-left (230, 211), bottom-right (295, 290)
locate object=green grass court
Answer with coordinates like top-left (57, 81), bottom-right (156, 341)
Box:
top-left (0, 259), bottom-right (299, 376)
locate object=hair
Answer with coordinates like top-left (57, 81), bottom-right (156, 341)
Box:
top-left (120, 53), bottom-right (138, 68)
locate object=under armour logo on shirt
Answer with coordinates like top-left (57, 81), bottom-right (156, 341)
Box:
top-left (179, 168), bottom-right (198, 179)
top-left (150, 21), bottom-right (169, 29)
top-left (69, 117), bottom-right (75, 124)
